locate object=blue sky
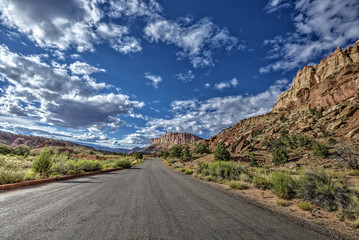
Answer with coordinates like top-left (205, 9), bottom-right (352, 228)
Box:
top-left (0, 0), bottom-right (358, 149)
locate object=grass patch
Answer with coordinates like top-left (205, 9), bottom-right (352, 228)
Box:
top-left (254, 176), bottom-right (271, 190)
top-left (277, 200), bottom-right (290, 207)
top-left (297, 201), bottom-right (314, 211)
top-left (270, 171), bottom-right (296, 199)
top-left (228, 181), bottom-right (248, 190)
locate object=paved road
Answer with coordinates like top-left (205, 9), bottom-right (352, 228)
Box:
top-left (0, 158), bottom-right (330, 240)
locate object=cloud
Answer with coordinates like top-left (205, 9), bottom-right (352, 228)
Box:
top-left (264, 0), bottom-right (291, 13)
top-left (144, 17), bottom-right (239, 68)
top-left (108, 0), bottom-right (161, 19)
top-left (123, 79), bottom-right (290, 145)
top-left (214, 78), bottom-right (238, 90)
top-left (0, 44), bottom-right (144, 131)
top-left (261, 0), bottom-right (359, 73)
top-left (69, 61), bottom-right (106, 75)
top-left (175, 70), bottom-right (195, 83)
top-left (144, 72), bottom-right (162, 88)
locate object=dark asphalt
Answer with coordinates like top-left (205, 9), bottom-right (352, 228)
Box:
top-left (0, 158), bottom-right (330, 240)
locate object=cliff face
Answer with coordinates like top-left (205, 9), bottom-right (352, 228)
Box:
top-left (273, 40), bottom-right (359, 111)
top-left (203, 41), bottom-right (359, 153)
top-left (143, 132), bottom-right (203, 153)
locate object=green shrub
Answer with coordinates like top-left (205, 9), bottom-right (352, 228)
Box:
top-left (328, 138), bottom-right (337, 145)
top-left (309, 106), bottom-right (317, 116)
top-left (312, 142), bottom-right (329, 158)
top-left (0, 144), bottom-right (14, 155)
top-left (184, 169), bottom-right (194, 175)
top-left (261, 139), bottom-right (270, 148)
top-left (67, 170), bottom-right (77, 175)
top-left (214, 142), bottom-right (230, 161)
top-left (297, 201), bottom-right (314, 211)
top-left (113, 158), bottom-right (132, 169)
top-left (316, 111), bottom-right (323, 119)
top-left (133, 152), bottom-right (143, 160)
top-left (0, 168), bottom-right (25, 185)
top-left (277, 200), bottom-right (290, 207)
top-left (76, 159), bottom-right (102, 172)
top-left (250, 156), bottom-right (258, 167)
top-left (254, 176), bottom-right (271, 190)
top-left (271, 148), bottom-right (289, 166)
top-left (252, 129), bottom-right (262, 138)
top-left (270, 171), bottom-right (296, 199)
top-left (162, 151), bottom-right (170, 159)
top-left (204, 176), bottom-right (216, 182)
top-left (239, 173), bottom-right (252, 183)
top-left (228, 181), bottom-right (248, 190)
top-left (297, 170), bottom-right (350, 211)
top-left (192, 143), bottom-right (211, 154)
top-left (280, 115), bottom-right (288, 123)
top-left (170, 145), bottom-right (183, 158)
top-left (32, 147), bottom-right (53, 176)
top-left (180, 146), bottom-right (191, 162)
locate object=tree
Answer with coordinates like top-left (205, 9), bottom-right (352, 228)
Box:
top-left (162, 151), bottom-right (170, 159)
top-left (170, 145), bottom-right (183, 158)
top-left (192, 143), bottom-right (211, 154)
top-left (214, 142), bottom-right (230, 161)
top-left (180, 146), bottom-right (191, 162)
top-left (32, 146), bottom-right (53, 176)
top-left (133, 152), bottom-right (143, 160)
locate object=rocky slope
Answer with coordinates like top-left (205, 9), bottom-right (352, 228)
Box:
top-left (143, 132), bottom-right (203, 153)
top-left (204, 40), bottom-right (359, 153)
top-left (0, 131), bottom-right (94, 153)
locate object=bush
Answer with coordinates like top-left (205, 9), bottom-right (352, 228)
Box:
top-left (133, 152), bottom-right (143, 160)
top-left (184, 169), bottom-right (194, 175)
top-left (113, 158), bottom-right (132, 169)
top-left (270, 171), bottom-right (296, 199)
top-left (32, 147), bottom-right (53, 176)
top-left (0, 168), bottom-right (25, 185)
top-left (297, 201), bottom-right (314, 211)
top-left (254, 176), bottom-right (271, 190)
top-left (297, 170), bottom-right (350, 211)
top-left (192, 143), bottom-right (211, 154)
top-left (180, 146), bottom-right (191, 162)
top-left (228, 181), bottom-right (248, 190)
top-left (312, 142), bottom-right (329, 158)
top-left (277, 200), bottom-right (290, 207)
top-left (271, 148), bottom-right (289, 166)
top-left (280, 115), bottom-right (288, 123)
top-left (76, 159), bottom-right (102, 172)
top-left (204, 176), bottom-right (216, 182)
top-left (170, 145), bottom-right (183, 159)
top-left (214, 142), bottom-right (230, 161)
top-left (0, 144), bottom-right (14, 155)
top-left (195, 161), bottom-right (244, 180)
top-left (335, 143), bottom-right (359, 170)
top-left (250, 156), bottom-right (258, 167)
top-left (67, 170), bottom-right (77, 175)
top-left (328, 138), bottom-right (337, 146)
top-left (162, 151), bottom-right (170, 159)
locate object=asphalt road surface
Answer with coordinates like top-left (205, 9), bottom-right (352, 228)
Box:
top-left (0, 158), bottom-right (330, 240)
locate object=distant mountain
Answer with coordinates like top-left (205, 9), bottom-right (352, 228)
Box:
top-left (142, 132), bottom-right (203, 153)
top-left (91, 145), bottom-right (144, 154)
top-left (203, 40), bottom-right (359, 153)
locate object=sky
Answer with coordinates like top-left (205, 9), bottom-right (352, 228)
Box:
top-left (0, 0), bottom-right (358, 149)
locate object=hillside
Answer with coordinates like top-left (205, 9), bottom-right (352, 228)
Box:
top-left (142, 132), bottom-right (203, 153)
top-left (204, 40), bottom-right (359, 154)
top-left (0, 131), bottom-right (95, 154)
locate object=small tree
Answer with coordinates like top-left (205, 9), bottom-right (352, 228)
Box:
top-left (192, 143), bottom-right (211, 154)
top-left (162, 151), bottom-right (170, 159)
top-left (214, 142), bottom-right (230, 161)
top-left (180, 146), bottom-right (191, 162)
top-left (271, 147), bottom-right (288, 166)
top-left (133, 152), bottom-right (143, 160)
top-left (170, 145), bottom-right (183, 158)
top-left (32, 146), bottom-right (53, 176)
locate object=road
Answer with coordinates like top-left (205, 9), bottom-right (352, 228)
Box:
top-left (0, 158), bottom-right (330, 240)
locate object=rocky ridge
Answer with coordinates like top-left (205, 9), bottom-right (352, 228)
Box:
top-left (203, 40), bottom-right (359, 154)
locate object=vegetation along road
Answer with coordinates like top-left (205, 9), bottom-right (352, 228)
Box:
top-left (0, 158), bottom-right (330, 240)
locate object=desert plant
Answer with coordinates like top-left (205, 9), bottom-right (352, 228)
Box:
top-left (32, 147), bottom-right (53, 176)
top-left (184, 169), bottom-right (194, 175)
top-left (0, 144), bottom-right (14, 155)
top-left (113, 158), bottom-right (132, 169)
top-left (328, 138), bottom-right (337, 146)
top-left (271, 148), bottom-right (289, 166)
top-left (228, 181), bottom-right (248, 190)
top-left (335, 143), bottom-right (359, 170)
top-left (214, 142), bottom-right (230, 161)
top-left (254, 176), bottom-right (271, 190)
top-left (297, 201), bottom-right (314, 211)
top-left (162, 151), bottom-right (170, 159)
top-left (133, 152), bottom-right (143, 160)
top-left (280, 115), bottom-right (288, 123)
top-left (297, 170), bottom-right (350, 211)
top-left (192, 143), bottom-right (211, 154)
top-left (180, 146), bottom-right (191, 162)
top-left (270, 171), bottom-right (296, 199)
top-left (277, 200), bottom-right (290, 207)
top-left (312, 142), bottom-right (329, 158)
top-left (170, 145), bottom-right (183, 159)
top-left (204, 176), bottom-right (216, 182)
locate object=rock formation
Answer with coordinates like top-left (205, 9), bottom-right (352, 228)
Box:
top-left (203, 40), bottom-right (359, 153)
top-left (143, 132), bottom-right (203, 153)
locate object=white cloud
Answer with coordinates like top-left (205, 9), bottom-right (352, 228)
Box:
top-left (261, 0), bottom-right (359, 73)
top-left (108, 0), bottom-right (161, 19)
top-left (204, 83), bottom-right (211, 88)
top-left (69, 61), bottom-right (106, 75)
top-left (144, 72), bottom-right (162, 88)
top-left (175, 70), bottom-right (195, 83)
top-left (264, 0), bottom-right (291, 13)
top-left (0, 44), bottom-right (143, 131)
top-left (144, 17), bottom-right (239, 68)
top-left (214, 78), bottom-right (238, 90)
top-left (128, 79), bottom-right (289, 143)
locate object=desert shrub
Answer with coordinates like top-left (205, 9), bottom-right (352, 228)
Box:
top-left (195, 161), bottom-right (244, 180)
top-left (252, 129), bottom-right (262, 138)
top-left (335, 143), bottom-right (359, 170)
top-left (239, 173), bottom-right (252, 183)
top-left (0, 144), bottom-right (14, 155)
top-left (261, 139), bottom-right (270, 148)
top-left (67, 170), bottom-right (77, 175)
top-left (280, 115), bottom-right (288, 123)
top-left (113, 158), bottom-right (132, 169)
top-left (192, 143), bottom-right (211, 154)
top-left (297, 201), bottom-right (314, 211)
top-left (180, 146), bottom-right (191, 162)
top-left (340, 195), bottom-right (359, 220)
top-left (250, 157), bottom-right (258, 167)
top-left (254, 176), bottom-right (271, 190)
top-left (162, 151), bottom-right (170, 159)
top-left (170, 145), bottom-right (183, 159)
top-left (271, 148), bottom-right (289, 166)
top-left (133, 152), bottom-right (143, 160)
top-left (103, 164), bottom-right (111, 169)
top-left (76, 159), bottom-right (102, 172)
top-left (195, 161), bottom-right (209, 174)
top-left (316, 111), bottom-right (323, 119)
top-left (328, 138), bottom-right (337, 146)
top-left (297, 170), bottom-right (350, 211)
top-left (312, 142), bottom-right (329, 158)
top-left (184, 169), bottom-right (194, 175)
top-left (214, 142), bottom-right (230, 161)
top-left (204, 176), bottom-right (216, 182)
top-left (32, 147), bottom-right (53, 176)
top-left (309, 106), bottom-right (317, 116)
top-left (0, 167), bottom-right (25, 185)
top-left (290, 134), bottom-right (313, 149)
top-left (228, 181), bottom-right (248, 190)
top-left (270, 171), bottom-right (296, 199)
top-left (15, 146), bottom-right (30, 157)
top-left (277, 200), bottom-right (290, 207)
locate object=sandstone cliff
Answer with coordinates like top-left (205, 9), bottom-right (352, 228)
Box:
top-left (143, 132), bottom-right (203, 153)
top-left (273, 40), bottom-right (359, 111)
top-left (204, 40), bottom-right (359, 154)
